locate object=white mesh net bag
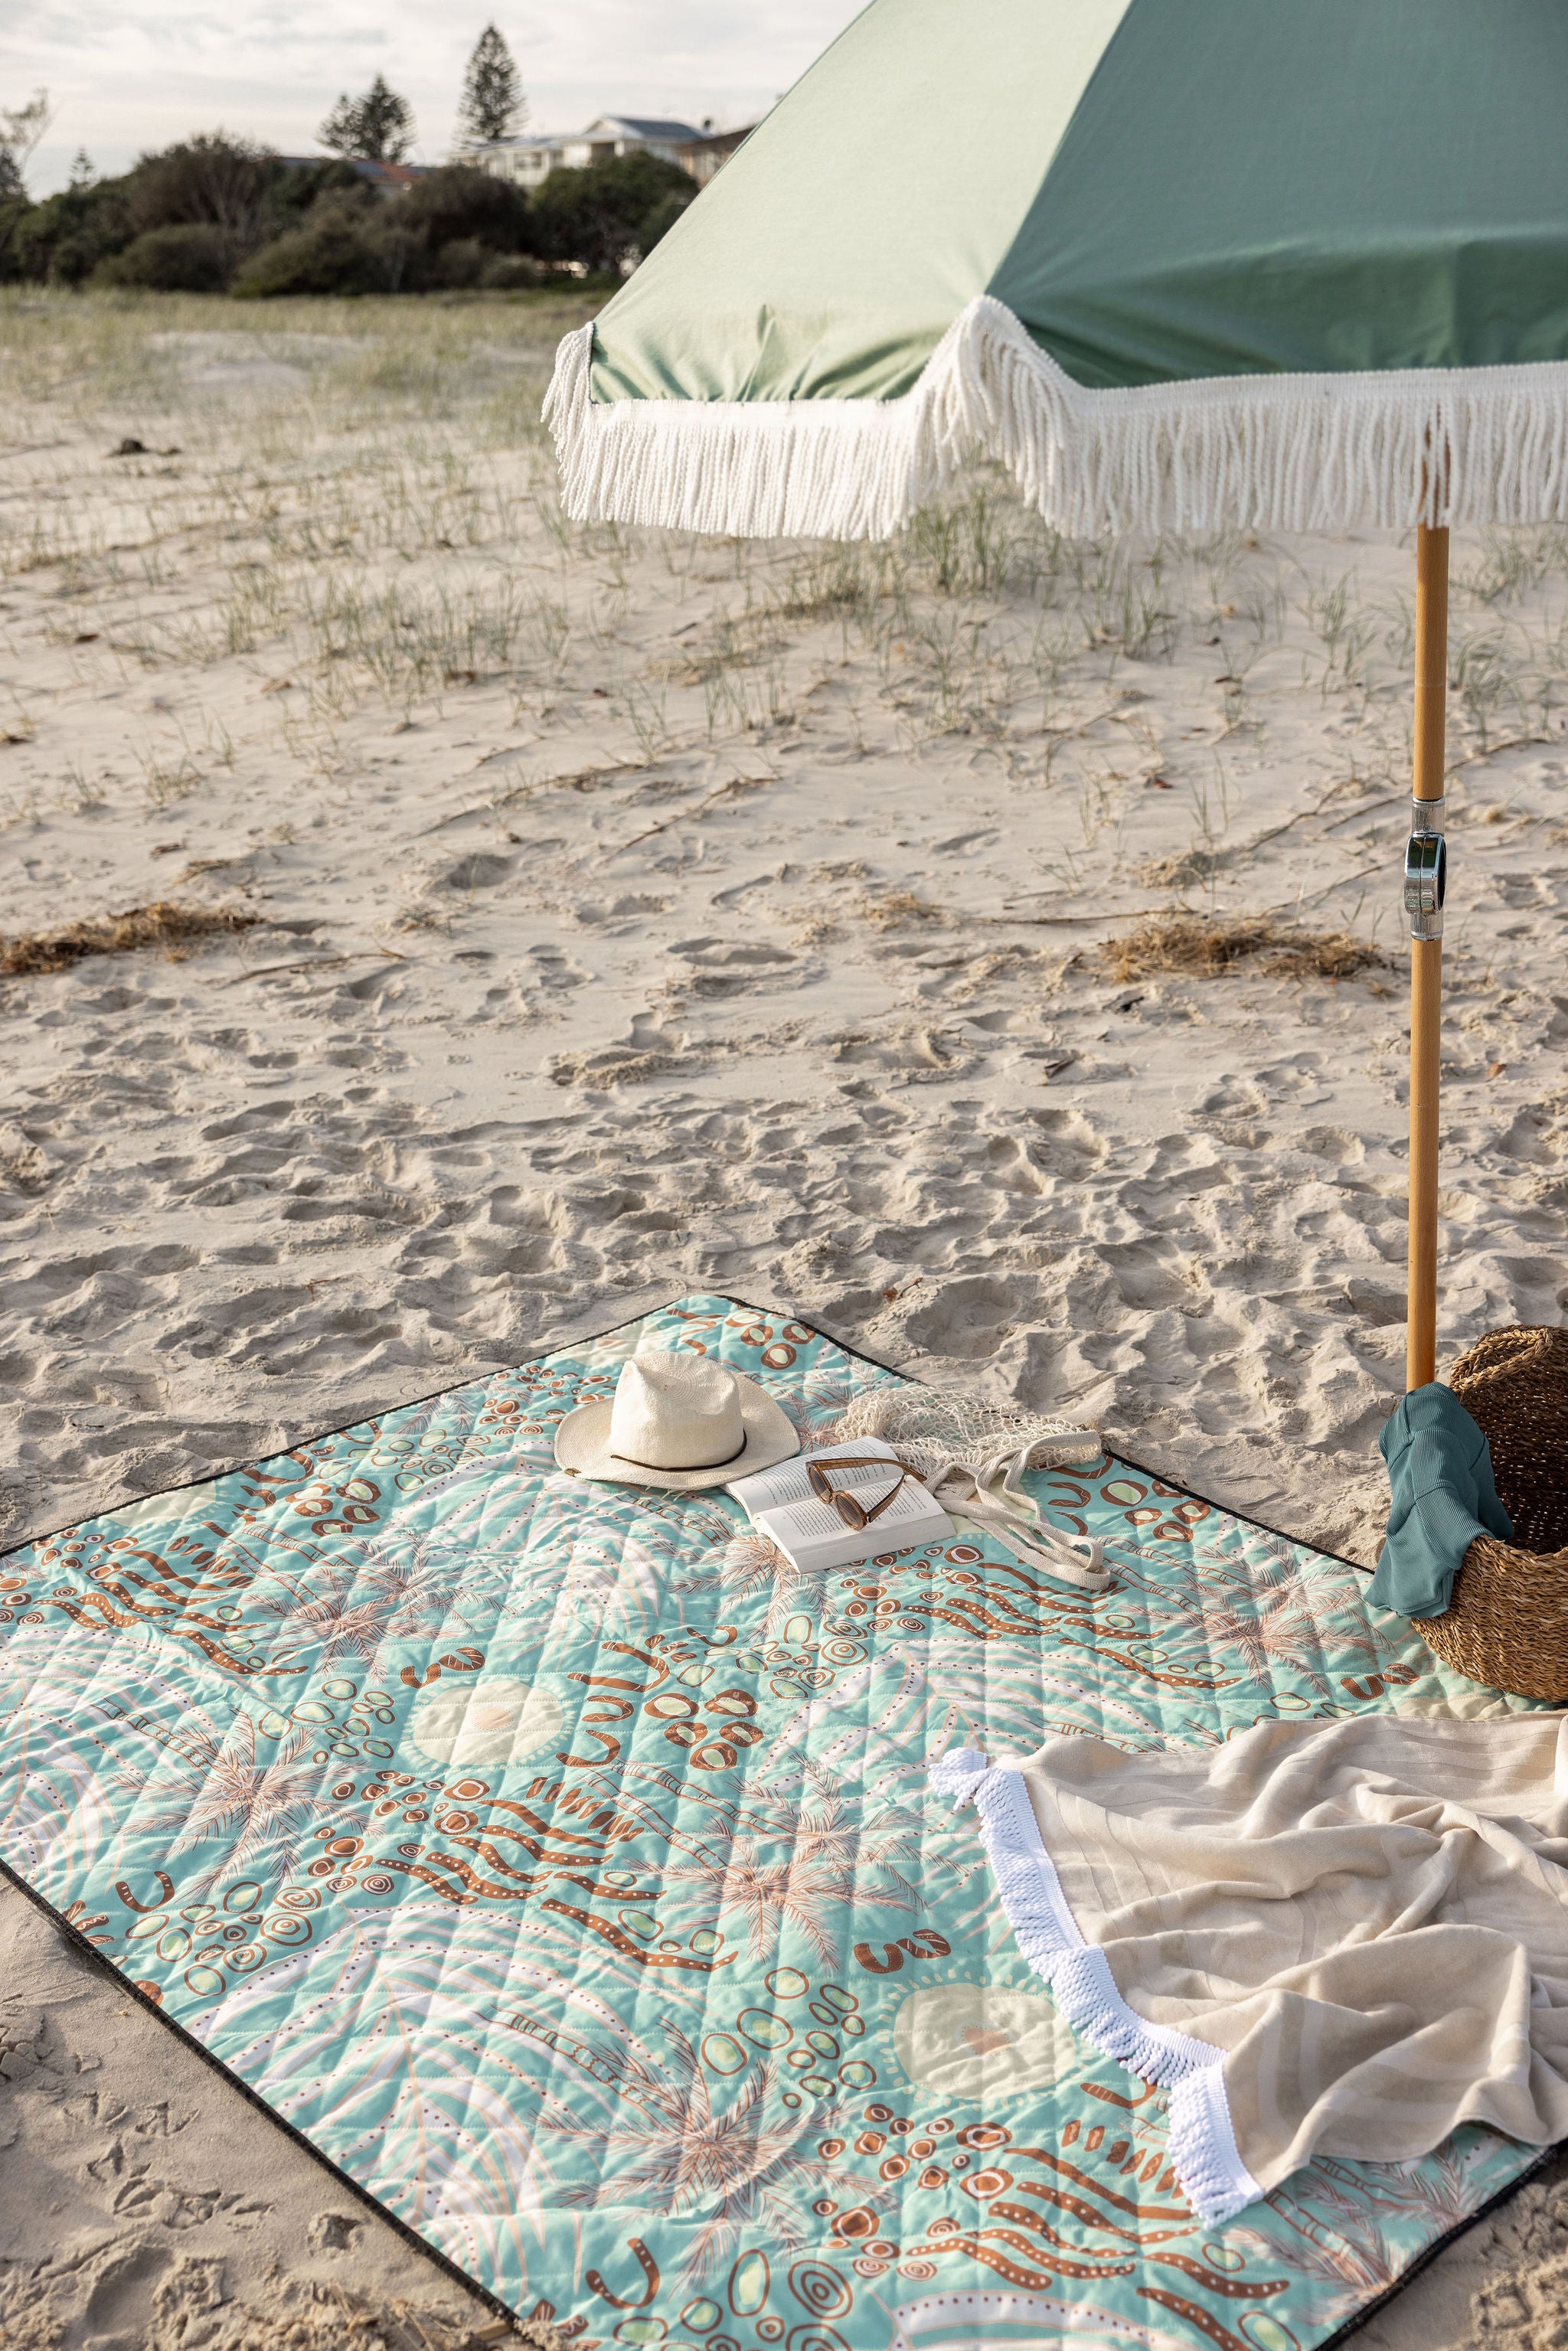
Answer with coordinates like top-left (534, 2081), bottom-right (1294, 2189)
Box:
top-left (825, 1386), bottom-right (1109, 1593)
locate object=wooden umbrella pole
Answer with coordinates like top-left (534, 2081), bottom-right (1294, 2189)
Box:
top-left (1406, 521), bottom-right (1449, 1390)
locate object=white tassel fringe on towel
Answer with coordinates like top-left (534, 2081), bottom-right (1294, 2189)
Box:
top-left (547, 296), bottom-right (1568, 542)
top-left (929, 1747), bottom-right (1262, 2225)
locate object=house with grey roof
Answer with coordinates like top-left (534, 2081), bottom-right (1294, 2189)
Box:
top-left (454, 114), bottom-right (751, 192)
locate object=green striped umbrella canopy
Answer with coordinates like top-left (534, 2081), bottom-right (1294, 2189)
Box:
top-left (547, 0), bottom-right (1568, 1394)
top-left (547, 0), bottom-right (1568, 541)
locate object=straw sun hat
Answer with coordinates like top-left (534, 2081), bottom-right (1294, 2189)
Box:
top-left (554, 1348), bottom-right (799, 1491)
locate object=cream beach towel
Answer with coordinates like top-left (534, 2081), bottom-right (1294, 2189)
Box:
top-left (933, 1713), bottom-right (1568, 2222)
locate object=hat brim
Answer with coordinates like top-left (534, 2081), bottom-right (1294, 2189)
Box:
top-left (553, 1370), bottom-right (800, 1491)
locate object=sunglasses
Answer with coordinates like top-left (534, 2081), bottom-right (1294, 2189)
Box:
top-left (805, 1455), bottom-right (912, 1530)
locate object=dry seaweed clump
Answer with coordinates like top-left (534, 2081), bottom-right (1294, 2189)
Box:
top-left (859, 889), bottom-right (950, 929)
top-left (1101, 913), bottom-right (1388, 985)
top-left (0, 900), bottom-right (260, 978)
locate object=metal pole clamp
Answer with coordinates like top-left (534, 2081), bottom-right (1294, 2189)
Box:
top-left (1403, 793), bottom-right (1446, 942)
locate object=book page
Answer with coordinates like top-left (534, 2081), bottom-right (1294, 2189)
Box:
top-left (729, 1437), bottom-right (899, 1517)
top-left (756, 1477), bottom-right (952, 1572)
top-left (761, 1480), bottom-right (946, 1543)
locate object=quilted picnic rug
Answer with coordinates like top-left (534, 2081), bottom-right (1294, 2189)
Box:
top-left (0, 1291), bottom-right (1555, 2350)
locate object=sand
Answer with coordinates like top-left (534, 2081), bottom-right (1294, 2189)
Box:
top-left (4, 286), bottom-right (1568, 2345)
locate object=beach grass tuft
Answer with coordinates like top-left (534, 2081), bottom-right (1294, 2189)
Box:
top-left (1, 900), bottom-right (260, 977)
top-left (1102, 913), bottom-right (1389, 984)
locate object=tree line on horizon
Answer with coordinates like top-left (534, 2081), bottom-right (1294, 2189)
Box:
top-left (318, 25), bottom-right (526, 166)
top-left (0, 28), bottom-right (696, 297)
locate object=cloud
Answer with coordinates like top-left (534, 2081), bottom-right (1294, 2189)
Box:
top-left (13, 0), bottom-right (866, 191)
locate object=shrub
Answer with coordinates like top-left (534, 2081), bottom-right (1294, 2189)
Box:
top-left (479, 251), bottom-right (544, 291)
top-left (11, 175), bottom-right (134, 284)
top-left (231, 211), bottom-right (411, 298)
top-left (397, 163), bottom-right (529, 254)
top-left (127, 133), bottom-right (276, 243)
top-left (237, 168), bottom-right (535, 297)
top-left (530, 152), bottom-right (694, 275)
top-left (96, 222), bottom-right (234, 292)
top-left (2, 141), bottom-right (379, 289)
top-left (430, 237), bottom-right (487, 289)
top-left (257, 159), bottom-right (366, 238)
top-left (638, 188), bottom-right (694, 257)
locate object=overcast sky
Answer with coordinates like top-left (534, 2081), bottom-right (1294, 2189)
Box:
top-left (5, 0), bottom-right (866, 195)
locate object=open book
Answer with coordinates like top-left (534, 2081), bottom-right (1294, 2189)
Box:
top-left (729, 1438), bottom-right (953, 1574)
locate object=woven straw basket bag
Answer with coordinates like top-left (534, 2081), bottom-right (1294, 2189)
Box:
top-left (1418, 1325), bottom-right (1568, 1700)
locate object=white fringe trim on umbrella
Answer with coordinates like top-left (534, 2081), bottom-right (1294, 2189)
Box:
top-left (545, 293), bottom-right (1568, 541)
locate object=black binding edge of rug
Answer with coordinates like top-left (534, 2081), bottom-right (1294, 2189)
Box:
top-left (721, 1288), bottom-right (1373, 1576)
top-left (1312, 2131), bottom-right (1565, 2351)
top-left (0, 1843), bottom-right (524, 2330)
top-left (5, 1284), bottom-right (1527, 2347)
top-left (2, 1287), bottom-right (1369, 1574)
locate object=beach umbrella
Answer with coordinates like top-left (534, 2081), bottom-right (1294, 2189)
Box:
top-left (547, 0), bottom-right (1568, 1390)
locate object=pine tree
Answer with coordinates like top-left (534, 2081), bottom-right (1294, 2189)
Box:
top-left (318, 73), bottom-right (417, 164)
top-left (456, 25), bottom-right (525, 146)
